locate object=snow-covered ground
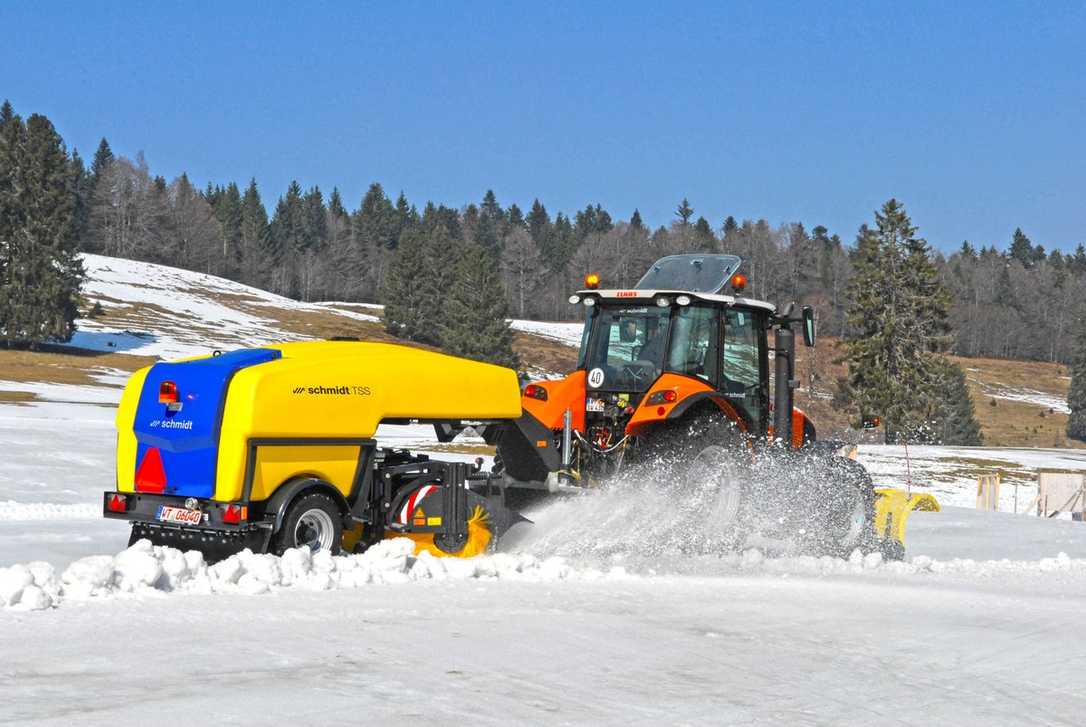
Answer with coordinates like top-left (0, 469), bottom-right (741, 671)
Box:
top-left (4, 256), bottom-right (1086, 723)
top-left (2, 391), bottom-right (1086, 723)
top-left (857, 444), bottom-right (1086, 512)
top-left (507, 318), bottom-right (584, 346)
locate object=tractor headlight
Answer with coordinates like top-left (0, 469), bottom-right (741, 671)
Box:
top-left (583, 296), bottom-right (596, 307)
top-left (568, 294), bottom-right (581, 305)
top-left (654, 296), bottom-right (670, 308)
top-left (676, 295), bottom-right (691, 306)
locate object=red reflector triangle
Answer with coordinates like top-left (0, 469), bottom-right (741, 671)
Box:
top-left (135, 447), bottom-right (167, 493)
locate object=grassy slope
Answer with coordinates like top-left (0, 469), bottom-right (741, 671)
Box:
top-left (793, 338), bottom-right (1079, 448)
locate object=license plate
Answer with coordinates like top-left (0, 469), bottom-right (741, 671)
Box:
top-left (586, 398), bottom-right (606, 412)
top-left (156, 505), bottom-right (203, 526)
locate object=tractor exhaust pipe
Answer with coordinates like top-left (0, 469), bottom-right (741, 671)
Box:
top-left (560, 408), bottom-right (572, 484)
top-left (773, 327), bottom-right (795, 447)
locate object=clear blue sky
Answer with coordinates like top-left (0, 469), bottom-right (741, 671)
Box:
top-left (2, 1), bottom-right (1084, 252)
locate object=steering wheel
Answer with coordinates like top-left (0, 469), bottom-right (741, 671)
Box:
top-left (622, 362), bottom-right (650, 383)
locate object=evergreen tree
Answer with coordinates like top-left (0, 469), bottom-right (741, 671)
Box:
top-left (630, 209), bottom-right (644, 232)
top-left (1008, 228), bottom-right (1033, 267)
top-left (215, 181), bottom-right (243, 278)
top-left (240, 178), bottom-right (268, 286)
top-left (0, 109), bottom-right (83, 346)
top-left (930, 359), bottom-right (983, 445)
top-left (91, 137), bottom-right (113, 182)
top-left (1067, 320), bottom-right (1086, 442)
top-left (438, 241), bottom-right (519, 368)
top-left (475, 189), bottom-right (503, 258)
top-left (69, 149), bottom-right (93, 251)
top-left (675, 198), bottom-right (694, 226)
top-left (382, 224), bottom-right (458, 345)
top-left (693, 216), bottom-right (716, 251)
top-left (527, 199), bottom-right (551, 249)
top-left (845, 199), bottom-right (951, 443)
top-left (506, 202), bottom-right (524, 231)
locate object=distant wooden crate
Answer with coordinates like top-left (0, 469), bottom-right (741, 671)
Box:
top-left (976, 474), bottom-right (1001, 511)
top-left (1033, 471), bottom-right (1086, 520)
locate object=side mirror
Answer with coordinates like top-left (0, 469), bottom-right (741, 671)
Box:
top-left (860, 415), bottom-right (882, 430)
top-left (801, 305), bottom-right (816, 347)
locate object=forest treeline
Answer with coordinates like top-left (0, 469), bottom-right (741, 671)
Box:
top-left (74, 138), bottom-right (1085, 366)
top-left (8, 99), bottom-right (1082, 444)
top-left (4, 99), bottom-right (1085, 370)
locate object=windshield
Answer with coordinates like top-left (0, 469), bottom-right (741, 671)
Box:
top-left (583, 306), bottom-right (671, 391)
top-left (636, 254), bottom-right (742, 293)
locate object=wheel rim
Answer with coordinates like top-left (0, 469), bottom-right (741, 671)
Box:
top-left (835, 498), bottom-right (867, 546)
top-left (686, 445), bottom-right (743, 528)
top-left (294, 509), bottom-right (336, 552)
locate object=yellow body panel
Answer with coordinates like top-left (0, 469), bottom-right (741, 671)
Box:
top-left (248, 444), bottom-right (361, 501)
top-left (115, 366), bottom-right (151, 493)
top-left (874, 488), bottom-right (941, 545)
top-left (116, 341), bottom-right (522, 502)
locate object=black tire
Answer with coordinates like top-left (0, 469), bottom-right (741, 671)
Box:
top-left (641, 417), bottom-right (752, 552)
top-left (805, 457), bottom-right (877, 558)
top-left (272, 491), bottom-right (344, 555)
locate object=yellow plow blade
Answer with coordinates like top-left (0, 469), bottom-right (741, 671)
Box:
top-left (874, 487), bottom-right (940, 547)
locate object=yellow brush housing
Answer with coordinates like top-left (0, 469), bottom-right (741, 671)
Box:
top-left (114, 342), bottom-right (521, 502)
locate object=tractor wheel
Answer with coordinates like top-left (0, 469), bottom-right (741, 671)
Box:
top-left (644, 418), bottom-right (751, 552)
top-left (273, 492), bottom-right (344, 556)
top-left (806, 457), bottom-right (877, 558)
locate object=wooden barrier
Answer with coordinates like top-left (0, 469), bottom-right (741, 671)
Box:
top-left (976, 474), bottom-right (1001, 511)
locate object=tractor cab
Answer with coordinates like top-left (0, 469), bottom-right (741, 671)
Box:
top-left (494, 254), bottom-right (816, 487)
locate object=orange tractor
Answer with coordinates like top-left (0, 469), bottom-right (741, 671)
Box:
top-left (480, 254), bottom-right (930, 557)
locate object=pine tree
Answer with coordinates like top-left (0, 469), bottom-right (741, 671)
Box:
top-left (91, 137), bottom-right (113, 182)
top-left (475, 189), bottom-right (503, 258)
top-left (0, 110), bottom-right (83, 346)
top-left (0, 101), bottom-right (22, 306)
top-left (1067, 321), bottom-right (1086, 442)
top-left (240, 178), bottom-right (268, 286)
top-left (845, 199), bottom-right (951, 443)
top-left (215, 181), bottom-right (243, 278)
top-left (381, 224), bottom-right (457, 345)
top-left (1008, 228), bottom-right (1033, 267)
top-left (930, 359), bottom-right (983, 445)
top-left (693, 216), bottom-right (716, 251)
top-left (675, 198), bottom-right (694, 226)
top-left (438, 241), bottom-right (519, 368)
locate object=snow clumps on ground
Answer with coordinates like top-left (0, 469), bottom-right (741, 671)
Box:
top-left (0, 537), bottom-right (616, 611)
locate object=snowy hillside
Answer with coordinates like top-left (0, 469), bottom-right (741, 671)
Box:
top-left (69, 254), bottom-right (380, 359)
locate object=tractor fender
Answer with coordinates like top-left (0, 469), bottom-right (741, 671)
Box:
top-left (666, 391), bottom-right (752, 433)
top-left (264, 477), bottom-right (351, 533)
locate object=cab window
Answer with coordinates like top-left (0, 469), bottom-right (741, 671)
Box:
top-left (666, 305), bottom-right (718, 382)
top-left (722, 308), bottom-right (763, 421)
top-left (582, 307), bottom-right (671, 391)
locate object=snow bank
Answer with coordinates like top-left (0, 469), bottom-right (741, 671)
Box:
top-left (0, 538), bottom-right (620, 611)
top-left (5, 535), bottom-right (1086, 612)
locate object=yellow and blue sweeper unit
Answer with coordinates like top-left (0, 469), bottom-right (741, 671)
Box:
top-left (104, 341), bottom-right (524, 560)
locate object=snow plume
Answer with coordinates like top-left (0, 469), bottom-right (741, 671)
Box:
top-left (0, 538), bottom-right (622, 612)
top-left (513, 450), bottom-right (869, 564)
